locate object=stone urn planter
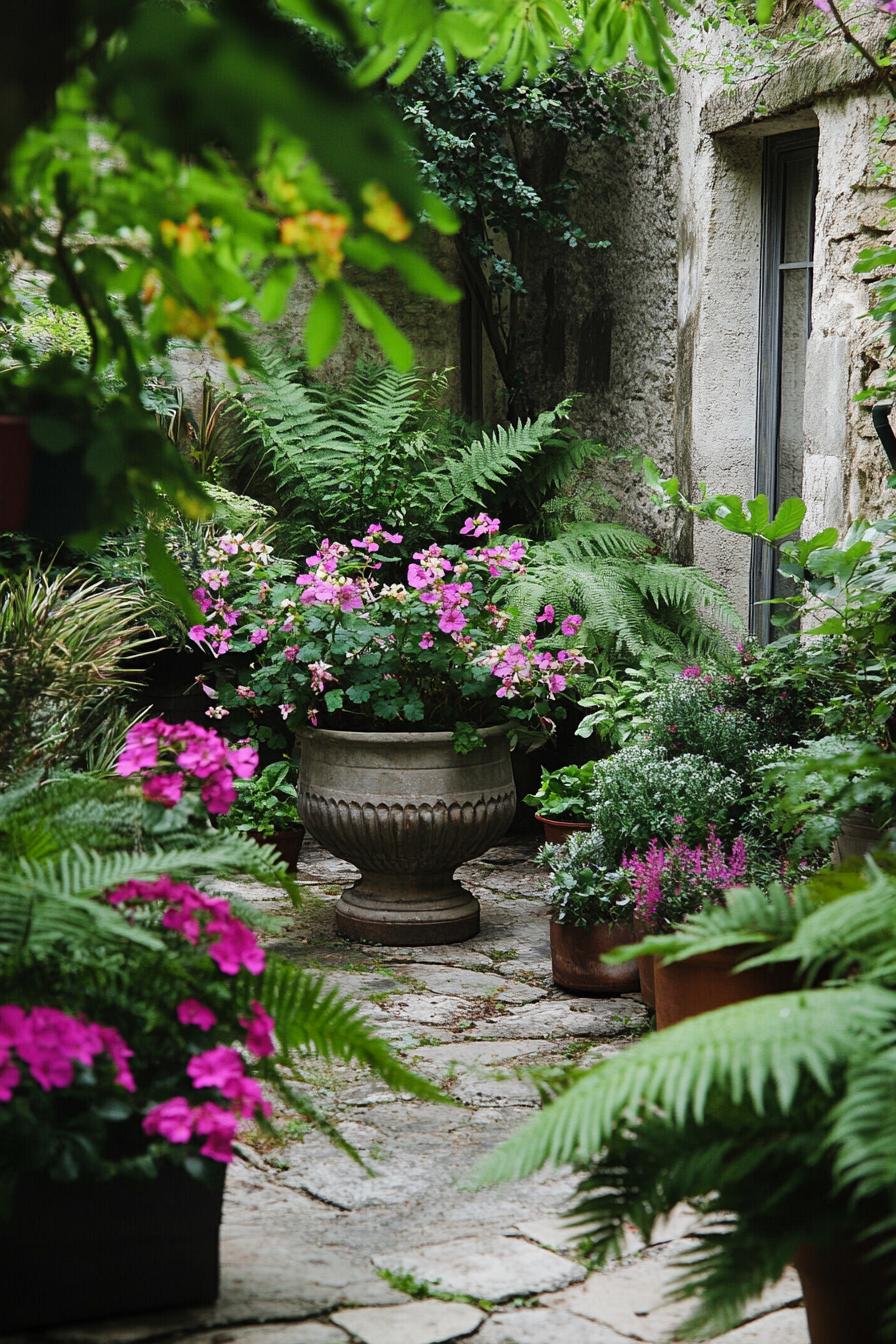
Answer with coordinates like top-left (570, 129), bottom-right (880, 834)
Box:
top-left (297, 726), bottom-right (516, 945)
top-left (549, 919), bottom-right (640, 995)
top-left (832, 807), bottom-right (889, 863)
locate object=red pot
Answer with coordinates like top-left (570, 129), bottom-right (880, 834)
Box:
top-left (536, 814), bottom-right (592, 846)
top-left (654, 946), bottom-right (796, 1030)
top-left (632, 915), bottom-right (655, 1009)
top-left (0, 416), bottom-right (32, 532)
top-left (549, 919), bottom-right (641, 995)
top-left (794, 1241), bottom-right (893, 1344)
top-left (248, 826), bottom-right (305, 871)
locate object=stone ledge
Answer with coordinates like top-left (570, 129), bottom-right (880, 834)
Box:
top-left (701, 37), bottom-right (883, 136)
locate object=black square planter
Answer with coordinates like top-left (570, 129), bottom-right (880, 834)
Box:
top-left (1, 1163), bottom-right (226, 1330)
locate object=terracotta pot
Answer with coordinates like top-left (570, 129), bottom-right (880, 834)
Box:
top-left (297, 726), bottom-right (516, 945)
top-left (833, 808), bottom-right (888, 863)
top-left (794, 1241), bottom-right (893, 1344)
top-left (549, 919), bottom-right (641, 995)
top-left (1, 1162), bottom-right (225, 1328)
top-left (248, 825), bottom-right (305, 871)
top-left (632, 915), bottom-right (655, 1009)
top-left (654, 946), bottom-right (796, 1030)
top-left (0, 415), bottom-right (32, 532)
top-left (536, 814), bottom-right (592, 846)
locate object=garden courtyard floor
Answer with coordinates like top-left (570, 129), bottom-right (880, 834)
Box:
top-left (16, 841), bottom-right (809, 1344)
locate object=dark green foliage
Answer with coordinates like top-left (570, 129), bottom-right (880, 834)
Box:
top-left (645, 677), bottom-right (763, 773)
top-left (536, 831), bottom-right (636, 928)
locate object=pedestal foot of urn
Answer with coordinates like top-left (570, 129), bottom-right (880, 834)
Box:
top-left (334, 873), bottom-right (480, 945)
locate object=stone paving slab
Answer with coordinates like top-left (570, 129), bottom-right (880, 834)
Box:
top-left (331, 1302), bottom-right (484, 1343)
top-left (464, 998), bottom-right (647, 1041)
top-left (710, 1308), bottom-right (811, 1343)
top-left (474, 1307), bottom-right (635, 1344)
top-left (183, 1326), bottom-right (351, 1344)
top-left (373, 1235), bottom-right (586, 1302)
top-left (393, 963), bottom-right (546, 1003)
top-left (547, 1249), bottom-right (803, 1341)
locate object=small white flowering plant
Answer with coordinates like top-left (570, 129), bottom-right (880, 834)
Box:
top-left (190, 517), bottom-right (589, 750)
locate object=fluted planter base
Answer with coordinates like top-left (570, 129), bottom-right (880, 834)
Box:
top-left (298, 726), bottom-right (515, 946)
top-left (336, 875), bottom-right (480, 945)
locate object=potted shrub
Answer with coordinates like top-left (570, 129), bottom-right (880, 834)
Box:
top-left (616, 827), bottom-right (787, 1028)
top-left (0, 718), bottom-right (442, 1330)
top-left (537, 831), bottom-right (639, 994)
top-left (220, 759), bottom-right (305, 869)
top-left (586, 744), bottom-right (744, 1006)
top-left (197, 519), bottom-right (589, 945)
top-left (524, 761), bottom-right (597, 845)
top-left (476, 859), bottom-right (896, 1344)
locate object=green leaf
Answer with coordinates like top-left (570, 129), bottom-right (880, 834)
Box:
top-left (304, 285), bottom-right (344, 366)
top-left (341, 284), bottom-right (414, 370)
top-left (144, 529), bottom-right (202, 622)
top-left (257, 263), bottom-right (298, 322)
top-left (756, 0), bottom-right (775, 22)
top-left (764, 496), bottom-right (807, 540)
top-left (324, 688), bottom-right (345, 711)
top-left (28, 414), bottom-right (81, 453)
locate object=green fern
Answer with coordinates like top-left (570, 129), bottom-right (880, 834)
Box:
top-left (500, 528), bottom-right (740, 661)
top-left (474, 985), bottom-right (894, 1185)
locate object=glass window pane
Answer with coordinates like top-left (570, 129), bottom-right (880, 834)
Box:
top-left (781, 156), bottom-right (815, 265)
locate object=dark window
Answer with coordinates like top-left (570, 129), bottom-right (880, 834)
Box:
top-left (750, 128), bottom-right (819, 639)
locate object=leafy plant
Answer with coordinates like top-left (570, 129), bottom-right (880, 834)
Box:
top-left (524, 762), bottom-right (599, 821)
top-left (575, 654), bottom-right (675, 747)
top-left (536, 830), bottom-right (635, 928)
top-left (236, 349), bottom-right (603, 549)
top-left (220, 762), bottom-right (300, 840)
top-left (475, 858), bottom-right (896, 1339)
top-left (498, 525), bottom-right (740, 664)
top-left (193, 520), bottom-right (589, 741)
top-left (620, 828), bottom-right (750, 931)
top-left (589, 745), bottom-right (745, 865)
top-left (393, 54), bottom-right (627, 411)
top-left (644, 671), bottom-right (763, 773)
top-left (0, 567), bottom-right (153, 785)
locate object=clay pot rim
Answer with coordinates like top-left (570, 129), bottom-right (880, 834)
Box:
top-left (297, 724), bottom-right (509, 745)
top-left (536, 814), bottom-right (591, 830)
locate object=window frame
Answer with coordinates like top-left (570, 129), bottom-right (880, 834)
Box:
top-left (750, 127), bottom-right (819, 640)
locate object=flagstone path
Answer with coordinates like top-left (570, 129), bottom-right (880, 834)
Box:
top-left (16, 841), bottom-right (809, 1344)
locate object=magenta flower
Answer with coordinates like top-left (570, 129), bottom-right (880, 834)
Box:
top-left (419, 632), bottom-right (434, 650)
top-left (187, 1045), bottom-right (245, 1093)
top-left (142, 772), bottom-right (185, 807)
top-left (0, 1053), bottom-right (20, 1102)
top-left (200, 769), bottom-right (237, 815)
top-left (240, 1001), bottom-right (275, 1058)
top-left (681, 664), bottom-right (702, 679)
top-left (143, 1097), bottom-right (195, 1144)
top-left (438, 607), bottom-right (467, 634)
top-left (206, 917), bottom-right (266, 976)
top-left (249, 628), bottom-right (269, 646)
top-left (536, 604), bottom-right (555, 624)
top-left (228, 743), bottom-right (259, 780)
top-left (460, 513), bottom-right (501, 537)
top-left (193, 1102), bottom-right (239, 1162)
top-left (560, 613), bottom-right (583, 637)
top-left (177, 999), bottom-right (218, 1032)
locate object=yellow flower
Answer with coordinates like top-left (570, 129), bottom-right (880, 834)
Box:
top-left (361, 183), bottom-right (412, 243)
top-left (160, 211), bottom-right (210, 256)
top-left (140, 270), bottom-right (162, 304)
top-left (279, 209), bottom-right (348, 280)
top-left (161, 297), bottom-right (216, 341)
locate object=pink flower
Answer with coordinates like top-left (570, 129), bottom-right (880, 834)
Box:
top-left (308, 660), bottom-right (335, 693)
top-left (240, 1001), bottom-right (275, 1058)
top-left (249, 628), bottom-right (269, 646)
top-left (236, 685), bottom-right (256, 700)
top-left (200, 769), bottom-right (237, 816)
top-left (142, 771), bottom-right (185, 807)
top-left (98, 1026), bottom-right (136, 1092)
top-left (143, 1097), bottom-right (195, 1144)
top-left (227, 1073), bottom-right (272, 1118)
top-left (206, 918), bottom-right (266, 976)
top-left (177, 999), bottom-right (218, 1032)
top-left (438, 607), bottom-right (466, 634)
top-left (187, 1045), bottom-right (245, 1093)
top-left (536, 604), bottom-right (555, 624)
top-left (279, 703), bottom-right (295, 720)
top-left (116, 721), bottom-right (167, 775)
top-left (460, 513), bottom-right (501, 537)
top-left (0, 1053), bottom-right (20, 1101)
top-left (283, 645), bottom-right (299, 662)
top-left (560, 614), bottom-right (583, 637)
top-left (681, 665), bottom-right (702, 680)
top-left (193, 1102), bottom-right (239, 1162)
top-left (418, 632), bottom-right (434, 650)
top-left (228, 743), bottom-right (259, 780)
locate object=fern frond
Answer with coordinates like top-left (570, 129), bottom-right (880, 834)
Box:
top-left (429, 409), bottom-right (564, 514)
top-left (254, 957), bottom-right (449, 1104)
top-left (473, 985), bottom-right (896, 1187)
